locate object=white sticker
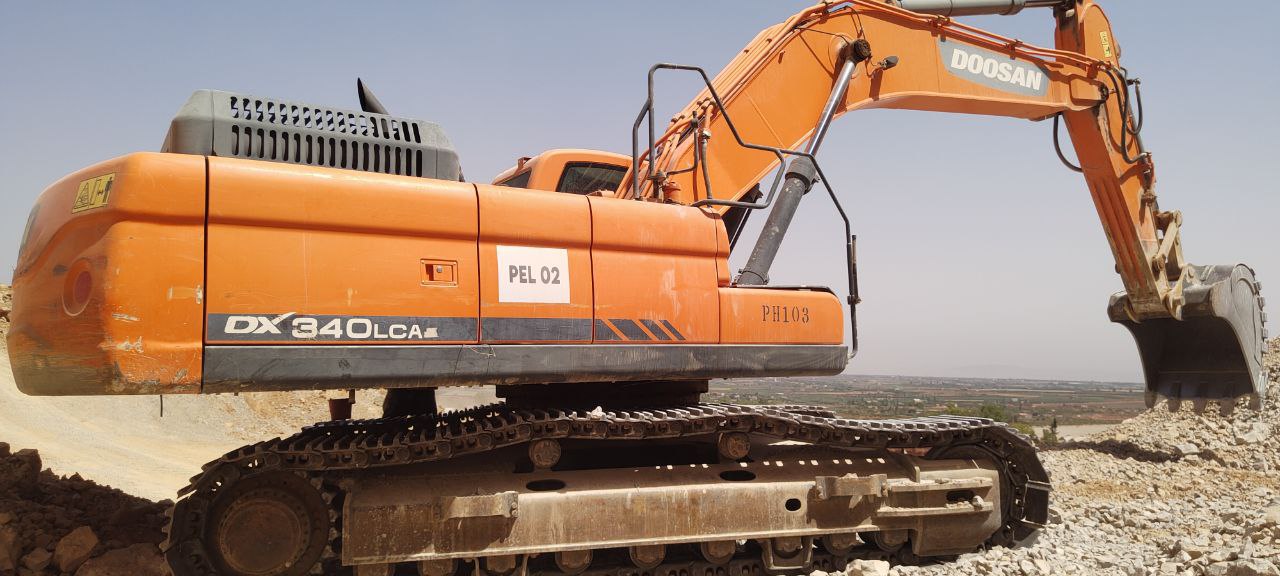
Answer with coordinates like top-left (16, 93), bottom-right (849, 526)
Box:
top-left (496, 245), bottom-right (570, 304)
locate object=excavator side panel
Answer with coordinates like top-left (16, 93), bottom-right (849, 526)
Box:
top-left (477, 185), bottom-right (593, 343)
top-left (193, 156), bottom-right (847, 392)
top-left (7, 153), bottom-right (206, 396)
top-left (588, 197), bottom-right (723, 344)
top-left (719, 288), bottom-right (845, 345)
top-left (204, 157), bottom-right (482, 347)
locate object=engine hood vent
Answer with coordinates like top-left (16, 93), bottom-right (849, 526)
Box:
top-left (161, 89), bottom-right (461, 181)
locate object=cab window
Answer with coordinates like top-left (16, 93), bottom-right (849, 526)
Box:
top-left (556, 162), bottom-right (626, 195)
top-left (497, 170), bottom-right (531, 189)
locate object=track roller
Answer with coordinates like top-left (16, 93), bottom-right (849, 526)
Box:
top-left (820, 533), bottom-right (860, 555)
top-left (628, 545), bottom-right (666, 570)
top-left (717, 432), bottom-right (751, 460)
top-left (555, 549), bottom-right (592, 575)
top-left (354, 564), bottom-right (393, 576)
top-left (417, 558), bottom-right (458, 576)
top-left (699, 540), bottom-right (737, 565)
top-left (528, 439), bottom-right (561, 470)
top-left (869, 530), bottom-right (908, 553)
top-left (483, 555), bottom-right (520, 576)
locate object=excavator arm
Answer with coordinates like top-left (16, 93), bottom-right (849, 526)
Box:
top-left (625, 0), bottom-right (1267, 410)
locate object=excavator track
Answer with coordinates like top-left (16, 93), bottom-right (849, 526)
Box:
top-left (163, 403), bottom-right (1050, 576)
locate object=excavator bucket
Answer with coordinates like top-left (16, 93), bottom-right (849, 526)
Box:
top-left (1109, 264), bottom-right (1268, 412)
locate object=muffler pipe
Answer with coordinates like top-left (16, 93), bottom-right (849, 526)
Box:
top-left (891, 0), bottom-right (1066, 17)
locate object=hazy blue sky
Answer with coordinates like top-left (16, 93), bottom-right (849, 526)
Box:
top-left (2, 2), bottom-right (1277, 382)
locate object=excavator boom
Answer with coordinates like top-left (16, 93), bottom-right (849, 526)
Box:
top-left (626, 0), bottom-right (1266, 409)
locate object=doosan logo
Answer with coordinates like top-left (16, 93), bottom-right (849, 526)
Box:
top-left (939, 40), bottom-right (1049, 96)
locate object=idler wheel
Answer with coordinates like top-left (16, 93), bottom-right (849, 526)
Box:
top-left (205, 471), bottom-right (330, 576)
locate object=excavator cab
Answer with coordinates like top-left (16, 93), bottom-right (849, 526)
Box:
top-left (1110, 264), bottom-right (1268, 411)
top-left (492, 149), bottom-right (630, 196)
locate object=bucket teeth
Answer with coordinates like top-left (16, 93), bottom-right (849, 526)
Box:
top-left (1220, 400), bottom-right (1237, 418)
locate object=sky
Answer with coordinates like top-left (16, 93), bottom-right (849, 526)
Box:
top-left (2, 2), bottom-right (1277, 383)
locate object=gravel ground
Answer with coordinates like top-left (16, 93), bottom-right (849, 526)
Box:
top-left (837, 339), bottom-right (1280, 576)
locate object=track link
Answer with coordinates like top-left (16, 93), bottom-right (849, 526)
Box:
top-left (164, 403), bottom-right (1049, 576)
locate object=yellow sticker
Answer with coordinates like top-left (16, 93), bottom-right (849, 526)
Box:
top-left (1099, 31), bottom-right (1114, 59)
top-left (72, 173), bottom-right (116, 213)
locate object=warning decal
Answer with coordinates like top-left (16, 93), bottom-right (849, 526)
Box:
top-left (72, 173), bottom-right (116, 214)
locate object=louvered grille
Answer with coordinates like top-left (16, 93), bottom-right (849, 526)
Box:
top-left (162, 90), bottom-right (460, 181)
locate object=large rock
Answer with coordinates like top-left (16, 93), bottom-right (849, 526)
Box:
top-left (1175, 443), bottom-right (1201, 457)
top-left (1265, 506), bottom-right (1280, 527)
top-left (53, 526), bottom-right (98, 573)
top-left (74, 543), bottom-right (168, 576)
top-left (1238, 423), bottom-right (1272, 445)
top-left (0, 526), bottom-right (20, 573)
top-left (847, 559), bottom-right (891, 576)
top-left (1205, 559), bottom-right (1280, 576)
top-left (21, 547), bottom-right (51, 571)
top-left (0, 449), bottom-right (41, 495)
top-left (1230, 559), bottom-right (1280, 576)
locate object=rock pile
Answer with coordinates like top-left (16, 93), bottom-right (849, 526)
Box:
top-left (0, 443), bottom-right (168, 576)
top-left (818, 338), bottom-right (1280, 576)
top-left (1082, 341), bottom-right (1280, 473)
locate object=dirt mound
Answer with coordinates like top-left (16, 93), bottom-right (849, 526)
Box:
top-left (0, 443), bottom-right (167, 575)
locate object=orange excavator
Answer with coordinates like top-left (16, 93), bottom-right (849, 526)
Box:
top-left (6, 1), bottom-right (1267, 574)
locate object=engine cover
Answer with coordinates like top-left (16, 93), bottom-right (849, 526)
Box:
top-left (161, 89), bottom-right (461, 181)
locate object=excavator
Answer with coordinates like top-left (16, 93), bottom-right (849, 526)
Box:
top-left (5, 0), bottom-right (1268, 574)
